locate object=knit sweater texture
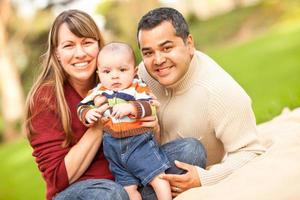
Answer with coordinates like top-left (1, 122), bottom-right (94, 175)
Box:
top-left (138, 50), bottom-right (266, 186)
top-left (77, 78), bottom-right (156, 138)
top-left (29, 82), bottom-right (113, 200)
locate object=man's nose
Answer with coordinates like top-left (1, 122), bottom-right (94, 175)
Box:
top-left (154, 52), bottom-right (166, 65)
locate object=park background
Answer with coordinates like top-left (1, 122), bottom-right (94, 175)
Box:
top-left (0, 0), bottom-right (300, 199)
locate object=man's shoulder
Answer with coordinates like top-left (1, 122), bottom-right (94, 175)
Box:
top-left (193, 50), bottom-right (249, 100)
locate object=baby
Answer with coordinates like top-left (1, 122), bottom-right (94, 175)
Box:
top-left (77, 42), bottom-right (171, 200)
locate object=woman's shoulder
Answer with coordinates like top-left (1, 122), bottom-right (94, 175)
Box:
top-left (33, 82), bottom-right (57, 111)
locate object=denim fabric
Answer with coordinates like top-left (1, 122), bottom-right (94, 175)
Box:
top-left (103, 132), bottom-right (170, 186)
top-left (53, 179), bottom-right (129, 200)
top-left (139, 137), bottom-right (207, 200)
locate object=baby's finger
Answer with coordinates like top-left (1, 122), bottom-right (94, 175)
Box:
top-left (96, 103), bottom-right (109, 114)
top-left (93, 112), bottom-right (102, 119)
top-left (86, 118), bottom-right (94, 124)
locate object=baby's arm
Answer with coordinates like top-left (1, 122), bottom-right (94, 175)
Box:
top-left (111, 103), bottom-right (136, 119)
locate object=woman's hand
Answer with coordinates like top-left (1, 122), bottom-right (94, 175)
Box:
top-left (160, 160), bottom-right (201, 198)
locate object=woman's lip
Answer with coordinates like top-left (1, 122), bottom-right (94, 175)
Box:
top-left (72, 61), bottom-right (89, 67)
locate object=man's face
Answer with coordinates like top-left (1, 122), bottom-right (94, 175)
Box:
top-left (138, 21), bottom-right (194, 86)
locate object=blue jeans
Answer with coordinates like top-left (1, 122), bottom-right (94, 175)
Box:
top-left (53, 138), bottom-right (206, 200)
top-left (140, 137), bottom-right (207, 200)
top-left (53, 179), bottom-right (129, 200)
top-left (103, 132), bottom-right (170, 186)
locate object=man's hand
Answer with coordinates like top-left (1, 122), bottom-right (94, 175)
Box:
top-left (160, 160), bottom-right (201, 198)
top-left (111, 103), bottom-right (135, 119)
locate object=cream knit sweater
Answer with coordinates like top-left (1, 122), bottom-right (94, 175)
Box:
top-left (138, 50), bottom-right (266, 186)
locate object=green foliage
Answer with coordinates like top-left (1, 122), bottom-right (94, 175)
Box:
top-left (189, 2), bottom-right (283, 49)
top-left (207, 23), bottom-right (300, 123)
top-left (0, 139), bottom-right (45, 200)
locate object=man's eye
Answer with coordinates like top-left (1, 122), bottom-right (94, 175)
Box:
top-left (163, 46), bottom-right (172, 52)
top-left (143, 52), bottom-right (152, 57)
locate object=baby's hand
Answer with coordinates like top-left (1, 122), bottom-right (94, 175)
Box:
top-left (85, 108), bottom-right (102, 125)
top-left (111, 103), bottom-right (135, 119)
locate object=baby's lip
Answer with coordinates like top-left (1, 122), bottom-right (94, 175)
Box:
top-left (112, 83), bottom-right (121, 87)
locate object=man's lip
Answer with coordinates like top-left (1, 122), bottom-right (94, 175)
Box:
top-left (154, 66), bottom-right (173, 76)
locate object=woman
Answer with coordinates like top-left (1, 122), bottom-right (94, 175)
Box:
top-left (25, 10), bottom-right (129, 200)
top-left (25, 9), bottom-right (206, 200)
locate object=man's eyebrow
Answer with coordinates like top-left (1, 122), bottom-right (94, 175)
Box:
top-left (141, 40), bottom-right (173, 52)
top-left (159, 40), bottom-right (173, 46)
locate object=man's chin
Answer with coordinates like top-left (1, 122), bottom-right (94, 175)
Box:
top-left (155, 77), bottom-right (175, 87)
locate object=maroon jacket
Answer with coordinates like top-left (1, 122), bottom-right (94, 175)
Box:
top-left (29, 82), bottom-right (113, 200)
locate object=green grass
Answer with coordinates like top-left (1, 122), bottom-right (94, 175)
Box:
top-left (0, 139), bottom-right (45, 200)
top-left (207, 23), bottom-right (300, 123)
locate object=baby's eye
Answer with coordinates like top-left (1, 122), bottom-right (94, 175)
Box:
top-left (120, 68), bottom-right (127, 72)
top-left (103, 70), bottom-right (110, 74)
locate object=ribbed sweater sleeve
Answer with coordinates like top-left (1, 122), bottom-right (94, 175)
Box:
top-left (197, 73), bottom-right (265, 186)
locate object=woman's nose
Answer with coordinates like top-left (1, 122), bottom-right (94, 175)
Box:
top-left (74, 45), bottom-right (86, 58)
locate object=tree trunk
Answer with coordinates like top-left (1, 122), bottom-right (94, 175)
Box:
top-left (0, 0), bottom-right (24, 142)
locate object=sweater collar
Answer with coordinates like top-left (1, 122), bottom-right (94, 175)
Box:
top-left (166, 51), bottom-right (200, 94)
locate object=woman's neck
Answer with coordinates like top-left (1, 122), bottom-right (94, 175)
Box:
top-left (68, 78), bottom-right (95, 98)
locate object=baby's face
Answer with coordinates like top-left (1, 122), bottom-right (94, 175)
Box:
top-left (97, 51), bottom-right (136, 91)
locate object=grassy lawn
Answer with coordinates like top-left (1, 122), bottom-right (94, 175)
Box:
top-left (207, 23), bottom-right (300, 123)
top-left (0, 139), bottom-right (45, 200)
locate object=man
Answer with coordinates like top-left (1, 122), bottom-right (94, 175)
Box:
top-left (137, 7), bottom-right (266, 197)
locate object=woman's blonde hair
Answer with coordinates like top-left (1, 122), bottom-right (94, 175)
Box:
top-left (24, 9), bottom-right (104, 146)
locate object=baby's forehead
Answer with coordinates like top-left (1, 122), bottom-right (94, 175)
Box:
top-left (99, 47), bottom-right (132, 57)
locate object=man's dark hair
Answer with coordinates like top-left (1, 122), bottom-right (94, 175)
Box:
top-left (137, 7), bottom-right (190, 44)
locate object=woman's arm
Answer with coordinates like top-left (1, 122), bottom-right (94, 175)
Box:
top-left (64, 122), bottom-right (103, 183)
top-left (65, 101), bottom-right (109, 183)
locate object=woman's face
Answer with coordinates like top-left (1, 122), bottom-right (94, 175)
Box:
top-left (56, 23), bottom-right (99, 88)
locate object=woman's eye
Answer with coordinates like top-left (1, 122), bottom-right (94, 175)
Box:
top-left (63, 44), bottom-right (73, 48)
top-left (84, 41), bottom-right (93, 45)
